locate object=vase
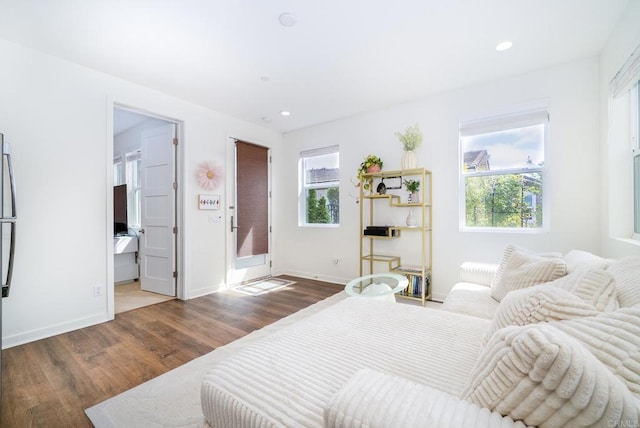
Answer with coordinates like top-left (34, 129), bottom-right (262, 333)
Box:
top-left (410, 192), bottom-right (419, 204)
top-left (401, 150), bottom-right (417, 169)
top-left (366, 164), bottom-right (381, 173)
top-left (405, 209), bottom-right (417, 227)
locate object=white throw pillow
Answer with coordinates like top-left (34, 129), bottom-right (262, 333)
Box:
top-left (484, 284), bottom-right (599, 346)
top-left (563, 249), bottom-right (611, 273)
top-left (606, 256), bottom-right (640, 308)
top-left (546, 267), bottom-right (618, 312)
top-left (491, 248), bottom-right (567, 302)
top-left (463, 323), bottom-right (640, 427)
top-left (551, 306), bottom-right (640, 399)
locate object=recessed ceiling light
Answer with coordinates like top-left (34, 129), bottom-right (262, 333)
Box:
top-left (280, 110), bottom-right (291, 117)
top-left (496, 41), bottom-right (513, 51)
top-left (260, 75), bottom-right (270, 82)
top-left (261, 116), bottom-right (272, 123)
top-left (279, 13), bottom-right (297, 27)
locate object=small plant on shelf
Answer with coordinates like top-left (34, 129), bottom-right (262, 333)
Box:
top-left (404, 179), bottom-right (421, 203)
top-left (357, 155), bottom-right (383, 192)
top-left (403, 179), bottom-right (420, 193)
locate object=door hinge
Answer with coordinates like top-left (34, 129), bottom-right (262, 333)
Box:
top-left (173, 271), bottom-right (178, 278)
top-left (173, 137), bottom-right (178, 146)
top-left (269, 190), bottom-right (272, 198)
top-left (269, 261), bottom-right (272, 268)
top-left (172, 182), bottom-right (178, 190)
top-left (173, 226), bottom-right (178, 234)
top-left (269, 156), bottom-right (272, 163)
top-left (269, 225), bottom-right (272, 233)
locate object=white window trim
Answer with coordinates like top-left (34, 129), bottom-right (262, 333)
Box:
top-left (631, 81), bottom-right (640, 240)
top-left (608, 42), bottom-right (640, 242)
top-left (459, 106), bottom-right (550, 233)
top-left (298, 145), bottom-right (340, 228)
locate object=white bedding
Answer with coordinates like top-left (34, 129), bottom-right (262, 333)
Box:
top-left (201, 297), bottom-right (491, 428)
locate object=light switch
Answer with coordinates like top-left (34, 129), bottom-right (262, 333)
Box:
top-left (208, 214), bottom-right (223, 223)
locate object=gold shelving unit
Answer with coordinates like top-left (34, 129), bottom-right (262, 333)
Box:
top-left (359, 167), bottom-right (432, 305)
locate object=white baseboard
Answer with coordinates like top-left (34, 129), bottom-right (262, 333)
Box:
top-left (2, 313), bottom-right (109, 350)
top-left (276, 269), bottom-right (349, 286)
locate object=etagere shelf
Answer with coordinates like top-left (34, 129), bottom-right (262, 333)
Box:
top-left (359, 167), bottom-right (432, 305)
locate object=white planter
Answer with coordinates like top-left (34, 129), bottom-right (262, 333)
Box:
top-left (401, 150), bottom-right (417, 169)
top-left (405, 209), bottom-right (417, 227)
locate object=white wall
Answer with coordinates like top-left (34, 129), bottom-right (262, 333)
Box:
top-left (0, 38), bottom-right (282, 348)
top-left (599, 0), bottom-right (640, 258)
top-left (279, 57), bottom-right (603, 301)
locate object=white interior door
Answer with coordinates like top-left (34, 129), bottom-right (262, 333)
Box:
top-left (140, 124), bottom-right (176, 296)
top-left (226, 138), bottom-right (271, 285)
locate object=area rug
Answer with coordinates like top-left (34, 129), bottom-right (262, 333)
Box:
top-left (232, 277), bottom-right (295, 296)
top-left (85, 290), bottom-right (347, 427)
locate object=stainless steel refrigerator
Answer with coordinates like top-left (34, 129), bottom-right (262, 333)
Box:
top-left (0, 132), bottom-right (17, 404)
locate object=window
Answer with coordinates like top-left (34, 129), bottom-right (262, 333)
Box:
top-left (113, 155), bottom-right (124, 185)
top-left (299, 146), bottom-right (339, 226)
top-left (113, 150), bottom-right (142, 227)
top-left (633, 81), bottom-right (640, 237)
top-left (125, 150), bottom-right (142, 228)
top-left (609, 42), bottom-right (640, 241)
top-left (460, 107), bottom-right (548, 230)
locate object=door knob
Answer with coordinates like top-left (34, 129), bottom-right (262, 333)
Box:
top-left (230, 216), bottom-right (239, 232)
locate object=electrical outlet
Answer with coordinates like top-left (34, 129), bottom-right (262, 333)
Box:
top-left (94, 284), bottom-right (104, 297)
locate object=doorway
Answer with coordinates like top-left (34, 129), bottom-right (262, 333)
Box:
top-left (226, 138), bottom-right (272, 285)
top-left (112, 107), bottom-right (179, 313)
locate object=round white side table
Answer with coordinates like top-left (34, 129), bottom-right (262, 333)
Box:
top-left (344, 273), bottom-right (409, 302)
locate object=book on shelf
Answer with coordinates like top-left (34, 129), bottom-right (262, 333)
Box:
top-left (398, 272), bottom-right (431, 297)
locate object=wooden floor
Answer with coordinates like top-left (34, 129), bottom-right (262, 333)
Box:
top-left (0, 276), bottom-right (343, 427)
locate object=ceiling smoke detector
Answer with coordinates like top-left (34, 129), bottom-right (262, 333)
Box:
top-left (279, 13), bottom-right (297, 27)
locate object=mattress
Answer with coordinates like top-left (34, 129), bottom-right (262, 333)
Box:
top-left (201, 297), bottom-right (491, 428)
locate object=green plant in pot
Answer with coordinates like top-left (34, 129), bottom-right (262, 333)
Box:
top-left (403, 179), bottom-right (420, 203)
top-left (357, 155), bottom-right (383, 193)
top-left (396, 123), bottom-right (423, 169)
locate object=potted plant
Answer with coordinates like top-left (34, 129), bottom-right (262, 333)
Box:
top-left (403, 179), bottom-right (420, 203)
top-left (395, 124), bottom-right (423, 169)
top-left (357, 155), bottom-right (383, 192)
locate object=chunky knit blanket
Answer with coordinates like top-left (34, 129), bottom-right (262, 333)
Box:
top-left (201, 297), bottom-right (491, 428)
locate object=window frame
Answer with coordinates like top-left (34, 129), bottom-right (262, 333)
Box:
top-left (298, 145), bottom-right (340, 228)
top-left (125, 150), bottom-right (142, 228)
top-left (459, 106), bottom-right (549, 233)
top-left (632, 80), bottom-right (640, 239)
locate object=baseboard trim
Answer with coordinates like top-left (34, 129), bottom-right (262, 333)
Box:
top-left (276, 269), bottom-right (349, 286)
top-left (2, 313), bottom-right (109, 350)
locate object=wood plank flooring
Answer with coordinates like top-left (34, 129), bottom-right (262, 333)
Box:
top-left (1, 276), bottom-right (343, 427)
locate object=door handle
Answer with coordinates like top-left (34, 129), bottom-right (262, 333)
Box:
top-left (139, 228), bottom-right (145, 234)
top-left (2, 141), bottom-right (16, 297)
top-left (230, 215), bottom-right (239, 232)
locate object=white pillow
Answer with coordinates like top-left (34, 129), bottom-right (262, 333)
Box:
top-left (491, 248), bottom-right (567, 302)
top-left (551, 306), bottom-right (640, 399)
top-left (546, 267), bottom-right (618, 312)
top-left (463, 323), bottom-right (640, 427)
top-left (484, 284), bottom-right (599, 346)
top-left (563, 249), bottom-right (611, 273)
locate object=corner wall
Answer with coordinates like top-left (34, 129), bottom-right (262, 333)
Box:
top-left (278, 57), bottom-right (603, 300)
top-left (0, 38), bottom-right (282, 348)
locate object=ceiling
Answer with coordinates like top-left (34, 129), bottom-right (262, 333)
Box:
top-left (0, 0), bottom-right (630, 133)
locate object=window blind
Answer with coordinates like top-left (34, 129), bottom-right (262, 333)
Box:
top-left (459, 106), bottom-right (549, 137)
top-left (610, 43), bottom-right (640, 98)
